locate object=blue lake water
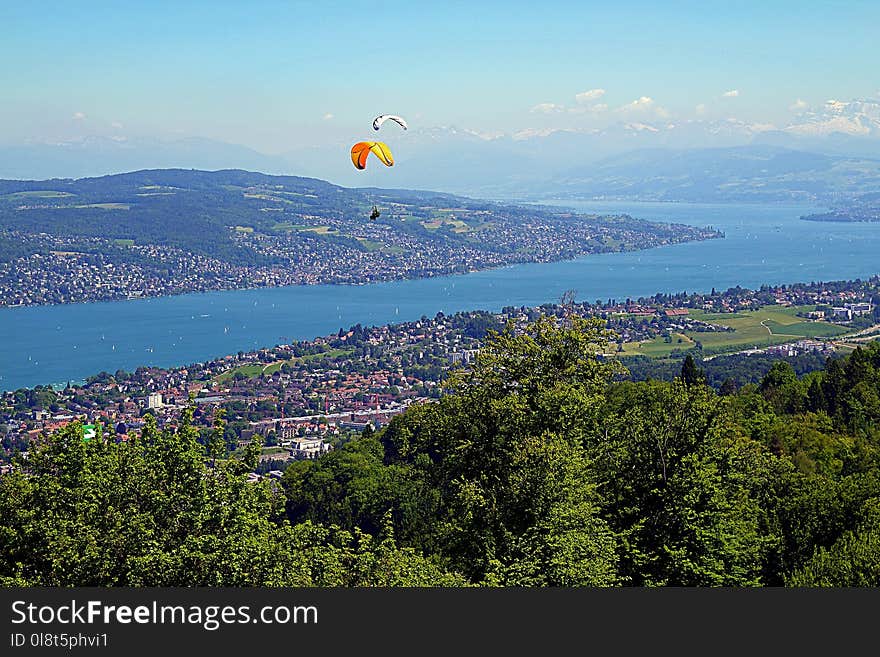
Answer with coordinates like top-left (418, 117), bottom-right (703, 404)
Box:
top-left (2, 200), bottom-right (880, 392)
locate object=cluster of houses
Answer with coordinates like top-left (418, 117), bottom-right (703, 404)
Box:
top-left (806, 302), bottom-right (874, 322)
top-left (764, 339), bottom-right (836, 358)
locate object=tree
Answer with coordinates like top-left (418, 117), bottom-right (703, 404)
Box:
top-left (680, 354), bottom-right (705, 388)
top-left (719, 378), bottom-right (738, 396)
top-left (376, 316), bottom-right (624, 585)
top-left (785, 501), bottom-right (880, 586)
top-left (594, 380), bottom-right (778, 585)
top-left (760, 361), bottom-right (806, 415)
top-left (0, 411), bottom-right (464, 586)
top-left (807, 377), bottom-right (827, 412)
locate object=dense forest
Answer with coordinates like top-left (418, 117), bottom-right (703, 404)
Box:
top-left (2, 317), bottom-right (879, 586)
top-left (621, 351), bottom-right (839, 391)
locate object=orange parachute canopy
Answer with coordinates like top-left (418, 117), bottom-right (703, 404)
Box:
top-left (351, 141), bottom-right (394, 170)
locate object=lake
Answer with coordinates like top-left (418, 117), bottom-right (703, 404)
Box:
top-left (3, 200), bottom-right (880, 392)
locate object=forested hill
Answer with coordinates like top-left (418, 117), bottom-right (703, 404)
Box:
top-left (2, 317), bottom-right (878, 586)
top-left (0, 168), bottom-right (720, 306)
top-left (0, 168), bottom-right (459, 262)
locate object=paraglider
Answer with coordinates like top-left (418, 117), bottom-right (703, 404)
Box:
top-left (350, 141), bottom-right (394, 170)
top-left (372, 114), bottom-right (408, 131)
top-left (352, 115), bottom-right (408, 220)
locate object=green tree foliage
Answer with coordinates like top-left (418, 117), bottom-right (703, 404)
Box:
top-left (595, 380), bottom-right (777, 585)
top-left (287, 317), bottom-right (623, 586)
top-left (679, 354), bottom-right (706, 388)
top-left (3, 320), bottom-right (880, 587)
top-left (281, 319), bottom-right (880, 587)
top-left (786, 500), bottom-right (880, 586)
top-left (0, 410), bottom-right (465, 586)
top-left (760, 361), bottom-right (807, 415)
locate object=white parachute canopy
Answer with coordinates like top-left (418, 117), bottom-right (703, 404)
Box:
top-left (372, 114), bottom-right (408, 131)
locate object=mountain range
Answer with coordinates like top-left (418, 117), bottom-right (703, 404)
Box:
top-left (3, 98), bottom-right (879, 202)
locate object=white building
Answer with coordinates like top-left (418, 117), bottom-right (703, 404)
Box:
top-left (449, 349), bottom-right (480, 365)
top-left (290, 437), bottom-right (332, 460)
top-left (845, 302), bottom-right (872, 316)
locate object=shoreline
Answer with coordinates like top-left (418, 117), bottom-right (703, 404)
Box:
top-left (0, 228), bottom-right (721, 310)
top-left (4, 271), bottom-right (878, 394)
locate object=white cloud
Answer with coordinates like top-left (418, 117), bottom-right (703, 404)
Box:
top-left (722, 89), bottom-right (739, 98)
top-left (789, 98), bottom-right (808, 111)
top-left (695, 103), bottom-right (707, 115)
top-left (530, 102), bottom-right (565, 113)
top-left (72, 112), bottom-right (86, 120)
top-left (747, 122), bottom-right (776, 133)
top-left (323, 113), bottom-right (334, 120)
top-left (111, 121), bottom-right (124, 129)
top-left (575, 88), bottom-right (606, 104)
top-left (620, 96), bottom-right (655, 111)
top-left (592, 103), bottom-right (608, 112)
top-left (617, 96), bottom-right (670, 118)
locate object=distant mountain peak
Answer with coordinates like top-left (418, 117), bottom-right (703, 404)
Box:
top-left (785, 98), bottom-right (880, 137)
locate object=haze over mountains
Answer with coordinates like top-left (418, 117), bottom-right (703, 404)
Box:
top-left (3, 98), bottom-right (879, 203)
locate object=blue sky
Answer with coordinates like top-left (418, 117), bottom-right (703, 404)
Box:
top-left (1, 0), bottom-right (878, 152)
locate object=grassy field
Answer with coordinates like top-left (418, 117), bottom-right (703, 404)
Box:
top-left (215, 348), bottom-right (357, 381)
top-left (623, 305), bottom-right (851, 358)
top-left (75, 203), bottom-right (130, 210)
top-left (356, 237), bottom-right (406, 254)
top-left (234, 225), bottom-right (254, 233)
top-left (421, 217), bottom-right (473, 233)
top-left (272, 190), bottom-right (318, 199)
top-left (113, 238), bottom-right (135, 247)
top-left (622, 332), bottom-right (695, 356)
top-left (271, 222), bottom-right (311, 232)
top-left (689, 306), bottom-right (848, 350)
top-left (243, 192), bottom-right (293, 204)
top-left (762, 319), bottom-right (843, 338)
top-left (356, 238), bottom-right (384, 252)
top-left (4, 190), bottom-right (74, 199)
top-left (214, 363), bottom-right (266, 383)
top-left (269, 224), bottom-right (340, 235)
